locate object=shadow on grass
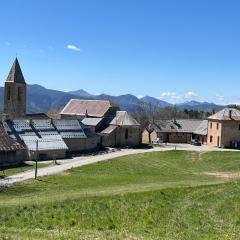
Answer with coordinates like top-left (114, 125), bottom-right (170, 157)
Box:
top-left (0, 162), bottom-right (31, 171)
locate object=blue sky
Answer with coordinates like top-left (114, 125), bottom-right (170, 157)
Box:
top-left (0, 0), bottom-right (240, 104)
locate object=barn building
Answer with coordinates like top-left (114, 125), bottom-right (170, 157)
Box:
top-left (142, 119), bottom-right (208, 144)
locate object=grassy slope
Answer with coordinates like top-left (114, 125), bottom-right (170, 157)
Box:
top-left (0, 151), bottom-right (240, 239)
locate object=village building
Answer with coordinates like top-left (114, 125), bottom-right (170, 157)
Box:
top-left (3, 58), bottom-right (27, 119)
top-left (142, 119), bottom-right (208, 144)
top-left (3, 119), bottom-right (68, 160)
top-left (60, 99), bottom-right (142, 147)
top-left (52, 119), bottom-right (100, 153)
top-left (0, 122), bottom-right (25, 165)
top-left (98, 111), bottom-right (141, 147)
top-left (207, 108), bottom-right (240, 148)
top-left (60, 99), bottom-right (119, 120)
top-left (0, 59), bottom-right (100, 161)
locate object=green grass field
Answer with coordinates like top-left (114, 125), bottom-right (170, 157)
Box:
top-left (0, 151), bottom-right (240, 239)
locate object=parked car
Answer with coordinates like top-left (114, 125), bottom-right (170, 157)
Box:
top-left (152, 138), bottom-right (164, 145)
top-left (191, 139), bottom-right (202, 146)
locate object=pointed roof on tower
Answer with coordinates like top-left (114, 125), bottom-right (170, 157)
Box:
top-left (6, 58), bottom-right (26, 84)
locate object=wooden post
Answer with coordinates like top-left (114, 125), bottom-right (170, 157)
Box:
top-left (35, 140), bottom-right (38, 180)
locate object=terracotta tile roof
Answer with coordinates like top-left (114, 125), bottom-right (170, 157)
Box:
top-left (60, 99), bottom-right (117, 118)
top-left (208, 108), bottom-right (240, 121)
top-left (0, 122), bottom-right (25, 151)
top-left (6, 58), bottom-right (26, 84)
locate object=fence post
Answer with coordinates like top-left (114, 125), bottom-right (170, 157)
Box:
top-left (35, 140), bottom-right (38, 180)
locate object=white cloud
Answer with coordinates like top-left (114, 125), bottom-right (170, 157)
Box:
top-left (184, 91), bottom-right (198, 98)
top-left (215, 94), bottom-right (225, 102)
top-left (67, 44), bottom-right (81, 52)
top-left (158, 92), bottom-right (181, 104)
top-left (160, 92), bottom-right (177, 98)
top-left (158, 91), bottom-right (200, 103)
top-left (4, 41), bottom-right (10, 46)
top-left (137, 95), bottom-right (143, 99)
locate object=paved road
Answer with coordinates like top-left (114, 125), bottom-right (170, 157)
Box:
top-left (0, 144), bottom-right (238, 186)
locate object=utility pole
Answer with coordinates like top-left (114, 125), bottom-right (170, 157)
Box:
top-left (35, 140), bottom-right (38, 180)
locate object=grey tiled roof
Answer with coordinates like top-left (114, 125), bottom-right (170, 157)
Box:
top-left (53, 119), bottom-right (97, 139)
top-left (193, 120), bottom-right (208, 135)
top-left (208, 108), bottom-right (240, 120)
top-left (21, 135), bottom-right (68, 151)
top-left (4, 119), bottom-right (68, 151)
top-left (53, 119), bottom-right (83, 130)
top-left (82, 117), bottom-right (103, 126)
top-left (32, 120), bottom-right (55, 130)
top-left (154, 119), bottom-right (205, 134)
top-left (12, 120), bottom-right (32, 131)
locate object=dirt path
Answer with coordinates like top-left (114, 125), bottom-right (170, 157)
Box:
top-left (203, 171), bottom-right (240, 179)
top-left (0, 144), bottom-right (238, 186)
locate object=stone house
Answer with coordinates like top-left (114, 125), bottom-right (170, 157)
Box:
top-left (3, 58), bottom-right (27, 118)
top-left (1, 59), bottom-right (100, 161)
top-left (207, 108), bottom-right (240, 148)
top-left (98, 111), bottom-right (141, 147)
top-left (61, 99), bottom-right (142, 147)
top-left (3, 119), bottom-right (68, 160)
top-left (52, 119), bottom-right (100, 153)
top-left (0, 122), bottom-right (26, 165)
top-left (142, 119), bottom-right (208, 144)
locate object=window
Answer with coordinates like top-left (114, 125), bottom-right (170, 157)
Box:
top-left (125, 128), bottom-right (129, 140)
top-left (216, 123), bottom-right (219, 130)
top-left (18, 87), bottom-right (22, 101)
top-left (210, 122), bottom-right (212, 129)
top-left (210, 136), bottom-right (213, 143)
top-left (7, 87), bottom-right (11, 100)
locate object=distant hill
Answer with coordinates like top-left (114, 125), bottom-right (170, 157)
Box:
top-left (141, 96), bottom-right (172, 108)
top-left (68, 89), bottom-right (92, 98)
top-left (176, 101), bottom-right (222, 112)
top-left (0, 84), bottom-right (224, 114)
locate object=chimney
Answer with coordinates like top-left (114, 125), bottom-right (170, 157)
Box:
top-left (229, 109), bottom-right (232, 119)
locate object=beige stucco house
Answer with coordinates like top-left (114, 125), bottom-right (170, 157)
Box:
top-left (207, 108), bottom-right (240, 148)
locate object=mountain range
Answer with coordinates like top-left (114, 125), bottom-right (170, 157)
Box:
top-left (0, 84), bottom-right (224, 114)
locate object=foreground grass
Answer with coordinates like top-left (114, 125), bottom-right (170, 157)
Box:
top-left (0, 151), bottom-right (240, 239)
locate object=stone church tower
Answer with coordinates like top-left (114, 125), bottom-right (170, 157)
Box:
top-left (3, 58), bottom-right (27, 118)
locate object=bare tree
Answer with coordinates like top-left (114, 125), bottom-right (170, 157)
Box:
top-left (134, 103), bottom-right (159, 143)
top-left (47, 108), bottom-right (61, 119)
